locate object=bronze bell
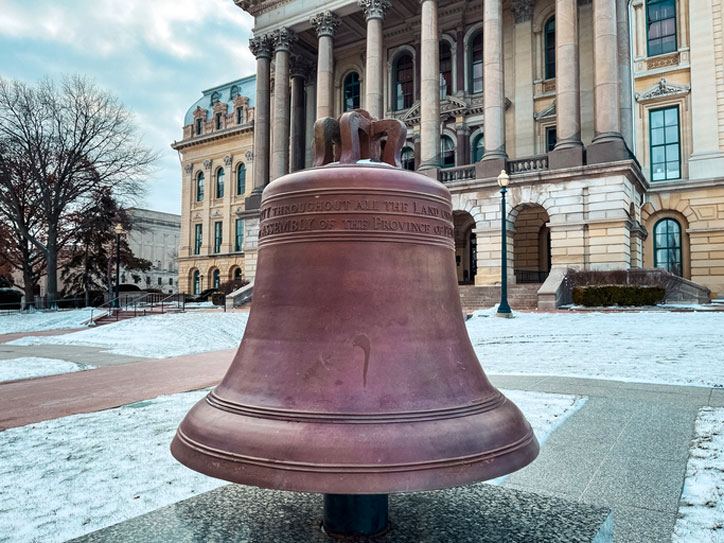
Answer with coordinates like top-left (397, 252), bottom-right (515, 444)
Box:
top-left (171, 110), bottom-right (538, 534)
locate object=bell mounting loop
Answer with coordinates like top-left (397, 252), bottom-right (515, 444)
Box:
top-left (313, 109), bottom-right (407, 168)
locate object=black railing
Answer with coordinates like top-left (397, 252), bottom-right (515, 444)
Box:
top-left (515, 269), bottom-right (550, 284)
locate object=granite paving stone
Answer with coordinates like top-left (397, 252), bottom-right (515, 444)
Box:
top-left (607, 505), bottom-right (677, 543)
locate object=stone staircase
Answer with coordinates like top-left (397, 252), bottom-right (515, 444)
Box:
top-left (458, 284), bottom-right (542, 312)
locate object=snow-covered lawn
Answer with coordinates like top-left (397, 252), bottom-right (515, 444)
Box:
top-left (0, 388), bottom-right (583, 543)
top-left (673, 407), bottom-right (724, 543)
top-left (0, 357), bottom-right (93, 383)
top-left (468, 308), bottom-right (724, 388)
top-left (9, 312), bottom-right (249, 359)
top-left (0, 308), bottom-right (93, 335)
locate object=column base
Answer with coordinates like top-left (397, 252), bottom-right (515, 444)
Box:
top-left (475, 157), bottom-right (508, 180)
top-left (586, 136), bottom-right (629, 165)
top-left (548, 144), bottom-right (584, 170)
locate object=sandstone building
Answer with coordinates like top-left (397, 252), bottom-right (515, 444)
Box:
top-left (217, 0), bottom-right (724, 300)
top-left (172, 76), bottom-right (256, 294)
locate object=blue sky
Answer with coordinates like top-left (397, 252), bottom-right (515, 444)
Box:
top-left (0, 0), bottom-right (255, 214)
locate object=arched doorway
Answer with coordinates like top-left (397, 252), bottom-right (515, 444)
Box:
top-left (453, 211), bottom-right (477, 284)
top-left (512, 204), bottom-right (551, 283)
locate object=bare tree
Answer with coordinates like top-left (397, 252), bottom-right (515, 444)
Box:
top-left (0, 75), bottom-right (156, 305)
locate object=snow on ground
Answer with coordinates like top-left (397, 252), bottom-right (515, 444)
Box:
top-left (672, 407), bottom-right (724, 543)
top-left (8, 312), bottom-right (249, 359)
top-left (0, 357), bottom-right (93, 383)
top-left (467, 308), bottom-right (724, 388)
top-left (0, 388), bottom-right (583, 543)
top-left (0, 309), bottom-right (93, 334)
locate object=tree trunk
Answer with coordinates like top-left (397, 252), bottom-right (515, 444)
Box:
top-left (45, 225), bottom-right (58, 308)
top-left (21, 266), bottom-right (35, 310)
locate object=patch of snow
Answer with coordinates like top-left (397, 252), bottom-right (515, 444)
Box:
top-left (466, 310), bottom-right (724, 388)
top-left (0, 357), bottom-right (93, 383)
top-left (0, 388), bottom-right (582, 543)
top-left (0, 308), bottom-right (93, 335)
top-left (183, 301), bottom-right (216, 308)
top-left (8, 312), bottom-right (249, 358)
top-left (672, 407), bottom-right (724, 543)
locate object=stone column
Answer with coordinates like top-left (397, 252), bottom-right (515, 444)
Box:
top-left (479, 0), bottom-right (508, 177)
top-left (247, 34), bottom-right (273, 210)
top-left (511, 0), bottom-right (535, 157)
top-left (419, 0), bottom-right (440, 170)
top-left (290, 56), bottom-right (307, 173)
top-left (587, 0), bottom-right (627, 164)
top-left (304, 80), bottom-right (316, 167)
top-left (549, 0), bottom-right (584, 169)
top-left (455, 122), bottom-right (470, 166)
top-left (311, 11), bottom-right (340, 120)
top-left (688, 0), bottom-right (724, 179)
top-left (617, 0), bottom-right (634, 153)
top-left (271, 28), bottom-right (296, 181)
top-left (358, 0), bottom-right (391, 118)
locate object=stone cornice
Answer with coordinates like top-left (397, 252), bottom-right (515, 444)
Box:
top-left (171, 123), bottom-right (255, 151)
top-left (310, 11), bottom-right (341, 38)
top-left (234, 0), bottom-right (294, 17)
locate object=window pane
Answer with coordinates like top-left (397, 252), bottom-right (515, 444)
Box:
top-left (651, 147), bottom-right (665, 163)
top-left (651, 127), bottom-right (664, 145)
top-left (649, 21), bottom-right (661, 39)
top-left (665, 144), bottom-right (678, 162)
top-left (651, 110), bottom-right (664, 128)
top-left (666, 161), bottom-right (680, 179)
top-left (652, 163), bottom-right (666, 180)
top-left (664, 107), bottom-right (678, 125)
top-left (665, 125), bottom-right (678, 143)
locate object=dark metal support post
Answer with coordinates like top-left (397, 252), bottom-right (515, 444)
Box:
top-left (496, 184), bottom-right (512, 317)
top-left (322, 494), bottom-right (389, 537)
top-left (115, 231), bottom-right (121, 308)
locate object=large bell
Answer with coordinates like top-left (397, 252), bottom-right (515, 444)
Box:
top-left (171, 111), bottom-right (538, 503)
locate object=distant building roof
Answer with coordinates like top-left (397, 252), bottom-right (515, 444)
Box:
top-left (183, 74), bottom-right (256, 126)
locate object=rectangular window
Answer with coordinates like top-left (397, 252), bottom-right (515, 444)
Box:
top-left (194, 224), bottom-right (202, 255)
top-left (216, 113), bottom-right (222, 129)
top-left (169, 278), bottom-right (173, 286)
top-left (157, 277), bottom-right (162, 285)
top-left (235, 219), bottom-right (244, 252)
top-left (195, 118), bottom-right (202, 135)
top-left (546, 127), bottom-right (557, 152)
top-left (647, 0), bottom-right (677, 56)
top-left (214, 221), bottom-right (223, 253)
top-left (237, 108), bottom-right (243, 124)
top-left (649, 106), bottom-right (680, 181)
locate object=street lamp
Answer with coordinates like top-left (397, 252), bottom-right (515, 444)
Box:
top-left (114, 223), bottom-right (124, 308)
top-left (496, 170), bottom-right (513, 318)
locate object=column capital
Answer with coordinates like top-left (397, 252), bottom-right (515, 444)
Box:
top-left (310, 10), bottom-right (341, 38)
top-left (358, 0), bottom-right (391, 21)
top-left (249, 34), bottom-right (273, 59)
top-left (290, 54), bottom-right (315, 80)
top-left (510, 0), bottom-right (534, 23)
top-left (272, 27), bottom-right (297, 52)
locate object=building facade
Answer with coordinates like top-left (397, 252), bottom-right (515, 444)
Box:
top-left (172, 76), bottom-right (256, 295)
top-left (232, 0), bottom-right (724, 298)
top-left (124, 208), bottom-right (181, 294)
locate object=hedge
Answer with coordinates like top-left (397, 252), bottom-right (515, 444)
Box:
top-left (572, 285), bottom-right (666, 307)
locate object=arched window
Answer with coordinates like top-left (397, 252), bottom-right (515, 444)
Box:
top-left (440, 41), bottom-right (452, 99)
top-left (193, 270), bottom-right (200, 295)
top-left (229, 85), bottom-right (239, 100)
top-left (237, 163), bottom-right (246, 195)
top-left (394, 53), bottom-right (414, 111)
top-left (234, 268), bottom-right (242, 281)
top-left (212, 269), bottom-right (221, 289)
top-left (196, 171), bottom-right (205, 202)
top-left (343, 72), bottom-right (360, 112)
top-left (472, 134), bottom-right (485, 162)
top-left (440, 135), bottom-right (455, 168)
top-left (401, 147), bottom-right (415, 171)
top-left (469, 31), bottom-right (483, 93)
top-left (654, 218), bottom-right (682, 276)
top-left (544, 17), bottom-right (556, 79)
top-left (647, 0), bottom-right (677, 56)
top-left (216, 168), bottom-right (225, 199)
top-left (211, 91), bottom-right (220, 105)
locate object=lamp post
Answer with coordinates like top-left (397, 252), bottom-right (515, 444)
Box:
top-left (496, 170), bottom-right (513, 318)
top-left (114, 224), bottom-right (124, 308)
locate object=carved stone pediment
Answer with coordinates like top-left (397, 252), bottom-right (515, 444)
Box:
top-left (534, 100), bottom-right (556, 120)
top-left (193, 106), bottom-right (208, 120)
top-left (635, 78), bottom-right (690, 103)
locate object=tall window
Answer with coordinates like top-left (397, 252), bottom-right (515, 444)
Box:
top-left (472, 134), bottom-right (485, 162)
top-left (544, 17), bottom-right (556, 79)
top-left (193, 270), bottom-right (200, 295)
top-left (653, 218), bottom-right (682, 276)
top-left (647, 0), bottom-right (677, 56)
top-left (215, 113), bottom-right (222, 130)
top-left (214, 221), bottom-right (223, 253)
top-left (343, 72), bottom-right (360, 111)
top-left (234, 268), bottom-right (242, 281)
top-left (235, 219), bottom-right (244, 252)
top-left (440, 135), bottom-right (455, 168)
top-left (194, 224), bottom-right (202, 255)
top-left (237, 107), bottom-right (244, 124)
top-left (213, 269), bottom-right (221, 289)
top-left (469, 31), bottom-right (483, 93)
top-left (650, 106), bottom-right (680, 181)
top-left (440, 41), bottom-right (452, 99)
top-left (546, 127), bottom-right (557, 152)
top-left (216, 168), bottom-right (225, 199)
top-left (196, 172), bottom-right (205, 202)
top-left (394, 53), bottom-right (414, 110)
top-left (237, 163), bottom-right (246, 195)
top-left (401, 147), bottom-right (415, 171)
top-left (195, 118), bottom-right (202, 136)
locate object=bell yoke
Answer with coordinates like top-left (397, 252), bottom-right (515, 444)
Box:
top-left (171, 109), bottom-right (539, 536)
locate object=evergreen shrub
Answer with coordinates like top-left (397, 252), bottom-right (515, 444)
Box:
top-left (572, 285), bottom-right (666, 307)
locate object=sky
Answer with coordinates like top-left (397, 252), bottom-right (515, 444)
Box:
top-left (0, 0), bottom-right (256, 215)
